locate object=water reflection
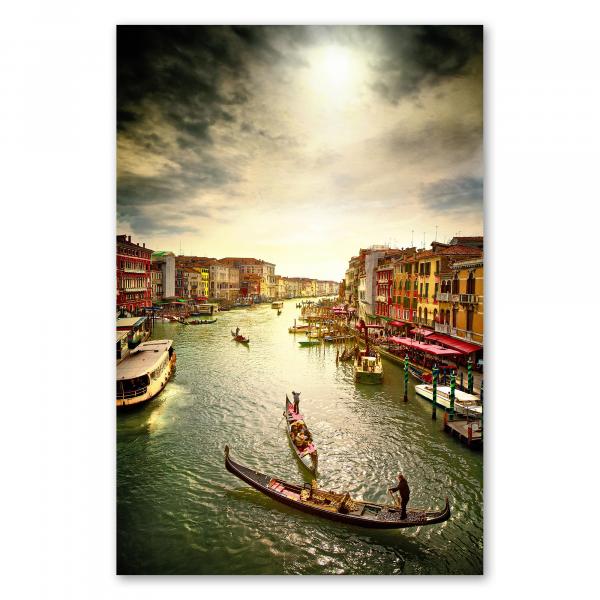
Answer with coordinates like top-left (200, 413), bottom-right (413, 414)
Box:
top-left (117, 299), bottom-right (483, 574)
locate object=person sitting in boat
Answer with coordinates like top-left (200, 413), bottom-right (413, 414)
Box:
top-left (389, 473), bottom-right (410, 520)
top-left (292, 390), bottom-right (301, 413)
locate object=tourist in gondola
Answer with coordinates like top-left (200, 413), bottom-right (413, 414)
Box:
top-left (389, 473), bottom-right (410, 519)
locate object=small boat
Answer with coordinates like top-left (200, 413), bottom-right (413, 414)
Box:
top-left (198, 318), bottom-right (217, 324)
top-left (414, 384), bottom-right (482, 417)
top-left (224, 446), bottom-right (450, 529)
top-left (271, 301), bottom-right (284, 309)
top-left (231, 330), bottom-right (250, 344)
top-left (288, 323), bottom-right (310, 333)
top-left (284, 395), bottom-right (317, 474)
top-left (298, 339), bottom-right (320, 347)
top-left (117, 340), bottom-right (176, 408)
top-left (353, 319), bottom-right (383, 383)
top-left (354, 352), bottom-right (384, 384)
top-left (219, 306), bottom-right (231, 312)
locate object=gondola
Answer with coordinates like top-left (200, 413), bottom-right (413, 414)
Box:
top-left (231, 330), bottom-right (250, 344)
top-left (198, 318), bottom-right (217, 324)
top-left (224, 446), bottom-right (450, 529)
top-left (284, 395), bottom-right (317, 474)
top-left (298, 339), bottom-right (320, 347)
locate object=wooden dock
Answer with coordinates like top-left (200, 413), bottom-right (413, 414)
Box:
top-left (443, 413), bottom-right (482, 448)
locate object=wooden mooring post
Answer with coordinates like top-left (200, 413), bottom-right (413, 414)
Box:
top-left (468, 358), bottom-right (473, 394)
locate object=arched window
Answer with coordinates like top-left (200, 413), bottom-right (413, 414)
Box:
top-left (467, 272), bottom-right (476, 295)
top-left (418, 307), bottom-right (422, 319)
top-left (452, 274), bottom-right (460, 294)
top-left (433, 308), bottom-right (438, 323)
top-left (424, 307), bottom-right (428, 322)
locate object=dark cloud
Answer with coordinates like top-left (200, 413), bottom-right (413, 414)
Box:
top-left (371, 26), bottom-right (482, 103)
top-left (420, 177), bottom-right (483, 213)
top-left (375, 118), bottom-right (482, 169)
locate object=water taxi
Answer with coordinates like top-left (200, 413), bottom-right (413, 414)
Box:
top-left (271, 301), bottom-right (284, 310)
top-left (414, 384), bottom-right (482, 417)
top-left (354, 351), bottom-right (383, 384)
top-left (116, 339), bottom-right (176, 409)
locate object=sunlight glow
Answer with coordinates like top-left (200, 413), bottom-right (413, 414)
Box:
top-left (306, 45), bottom-right (366, 104)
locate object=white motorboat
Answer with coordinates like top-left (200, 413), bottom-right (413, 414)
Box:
top-left (414, 384), bottom-right (482, 417)
top-left (116, 339), bottom-right (176, 408)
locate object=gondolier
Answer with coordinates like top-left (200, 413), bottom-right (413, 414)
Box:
top-left (389, 473), bottom-right (410, 520)
top-left (292, 390), bottom-right (301, 413)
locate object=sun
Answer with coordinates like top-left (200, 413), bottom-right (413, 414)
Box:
top-left (306, 45), bottom-right (366, 103)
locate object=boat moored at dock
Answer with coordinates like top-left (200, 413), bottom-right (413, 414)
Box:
top-left (415, 384), bottom-right (482, 417)
top-left (354, 351), bottom-right (383, 384)
top-left (117, 340), bottom-right (176, 408)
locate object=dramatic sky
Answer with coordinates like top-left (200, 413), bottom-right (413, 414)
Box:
top-left (117, 26), bottom-right (483, 281)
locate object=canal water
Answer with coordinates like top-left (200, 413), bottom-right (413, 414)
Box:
top-left (117, 299), bottom-right (483, 575)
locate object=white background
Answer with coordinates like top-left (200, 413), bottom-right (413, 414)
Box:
top-left (1, 0), bottom-right (598, 597)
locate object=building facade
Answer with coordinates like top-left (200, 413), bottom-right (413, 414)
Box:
top-left (116, 235), bottom-right (153, 314)
top-left (437, 257), bottom-right (484, 346)
top-left (151, 251), bottom-right (176, 300)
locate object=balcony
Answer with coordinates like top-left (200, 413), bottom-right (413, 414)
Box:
top-left (450, 294), bottom-right (460, 303)
top-left (434, 322), bottom-right (457, 336)
top-left (459, 293), bottom-right (478, 304)
top-left (125, 286), bottom-right (147, 292)
top-left (123, 267), bottom-right (147, 274)
top-left (436, 292), bottom-right (450, 302)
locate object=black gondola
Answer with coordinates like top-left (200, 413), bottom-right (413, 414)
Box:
top-left (224, 446), bottom-right (450, 529)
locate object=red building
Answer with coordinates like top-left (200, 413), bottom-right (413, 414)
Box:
top-left (116, 235), bottom-right (153, 314)
top-left (375, 263), bottom-right (394, 317)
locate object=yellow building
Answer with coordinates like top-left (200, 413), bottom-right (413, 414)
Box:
top-left (193, 267), bottom-right (210, 299)
top-left (415, 243), bottom-right (483, 328)
top-left (437, 257), bottom-right (484, 345)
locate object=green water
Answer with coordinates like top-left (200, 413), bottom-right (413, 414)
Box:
top-left (117, 299), bottom-right (483, 575)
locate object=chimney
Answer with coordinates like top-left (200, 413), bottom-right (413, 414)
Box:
top-left (143, 243), bottom-right (145, 248)
top-left (128, 235), bottom-right (131, 243)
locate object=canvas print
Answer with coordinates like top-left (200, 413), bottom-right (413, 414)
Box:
top-left (116, 25), bottom-right (483, 575)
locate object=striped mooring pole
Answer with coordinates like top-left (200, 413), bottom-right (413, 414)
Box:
top-left (403, 354), bottom-right (409, 402)
top-left (432, 364), bottom-right (439, 420)
top-left (449, 370), bottom-right (456, 421)
top-left (480, 380), bottom-right (484, 432)
top-left (468, 358), bottom-right (473, 394)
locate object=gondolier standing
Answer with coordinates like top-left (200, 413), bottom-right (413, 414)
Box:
top-left (235, 327), bottom-right (240, 336)
top-left (389, 473), bottom-right (410, 520)
top-left (292, 390), bottom-right (301, 413)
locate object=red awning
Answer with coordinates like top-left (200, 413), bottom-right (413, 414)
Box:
top-left (426, 333), bottom-right (482, 354)
top-left (389, 320), bottom-right (410, 327)
top-left (410, 328), bottom-right (434, 337)
top-left (387, 337), bottom-right (460, 356)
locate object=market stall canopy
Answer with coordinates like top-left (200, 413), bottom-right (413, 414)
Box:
top-left (387, 337), bottom-right (460, 356)
top-left (426, 333), bottom-right (482, 355)
top-left (389, 320), bottom-right (409, 327)
top-left (410, 328), bottom-right (434, 337)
